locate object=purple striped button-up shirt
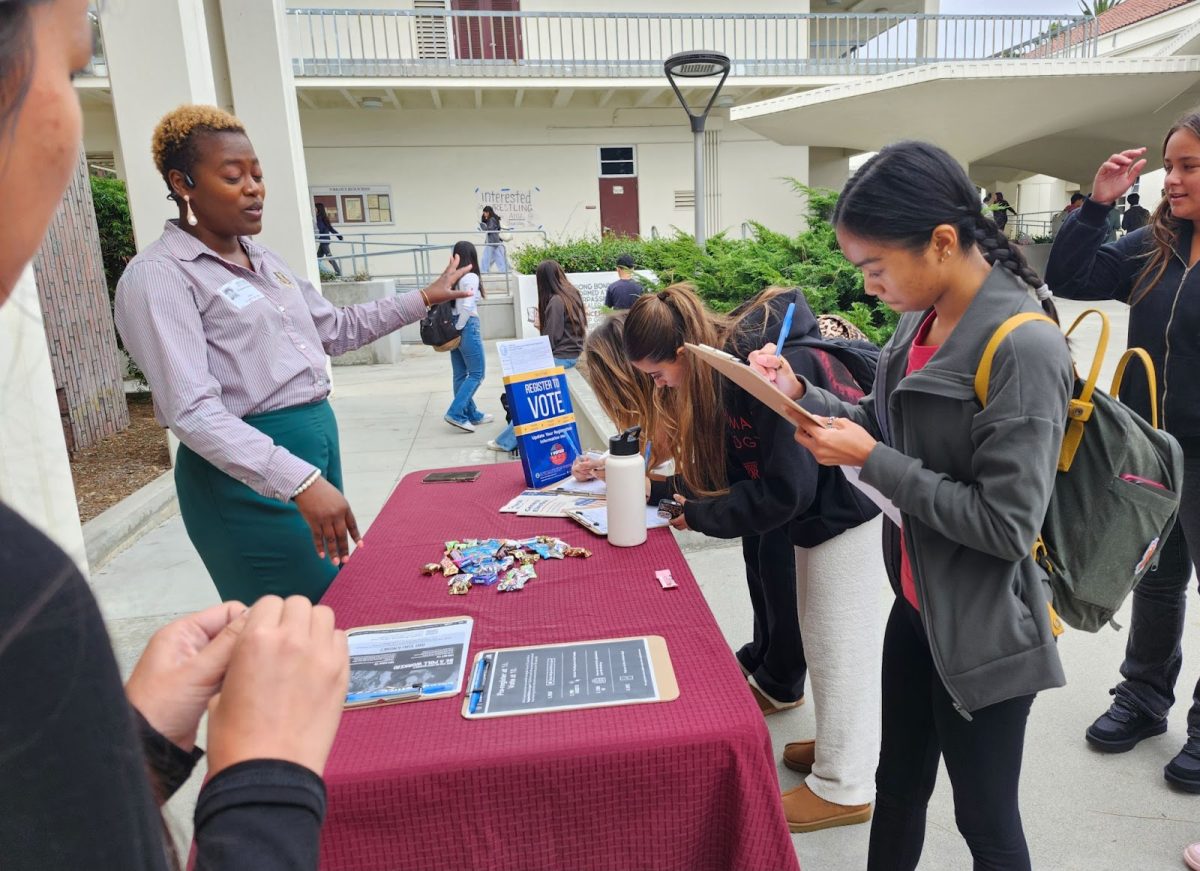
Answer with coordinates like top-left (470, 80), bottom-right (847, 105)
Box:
top-left (114, 221), bottom-right (426, 501)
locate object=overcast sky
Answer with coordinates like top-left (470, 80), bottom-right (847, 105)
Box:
top-left (939, 1), bottom-right (1090, 13)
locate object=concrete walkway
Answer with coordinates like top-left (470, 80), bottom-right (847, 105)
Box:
top-left (92, 298), bottom-right (1200, 870)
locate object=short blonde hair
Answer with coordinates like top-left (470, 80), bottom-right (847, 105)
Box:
top-left (151, 104), bottom-right (245, 191)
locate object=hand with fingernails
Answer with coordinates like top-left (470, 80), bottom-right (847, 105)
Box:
top-left (1092, 147), bottom-right (1147, 206)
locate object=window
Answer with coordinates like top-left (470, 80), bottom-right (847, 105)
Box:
top-left (309, 185), bottom-right (394, 226)
top-left (599, 146), bottom-right (636, 177)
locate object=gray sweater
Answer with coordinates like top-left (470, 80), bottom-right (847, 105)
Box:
top-left (800, 266), bottom-right (1073, 714)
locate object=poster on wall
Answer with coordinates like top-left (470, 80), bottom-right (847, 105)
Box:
top-left (475, 186), bottom-right (542, 231)
top-left (310, 185), bottom-right (393, 226)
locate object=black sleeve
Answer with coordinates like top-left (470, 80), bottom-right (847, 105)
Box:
top-left (604, 285), bottom-right (615, 308)
top-left (1044, 197), bottom-right (1146, 302)
top-left (193, 760), bottom-right (326, 871)
top-left (0, 503), bottom-right (174, 871)
top-left (682, 392), bottom-right (817, 538)
top-left (136, 709), bottom-right (204, 803)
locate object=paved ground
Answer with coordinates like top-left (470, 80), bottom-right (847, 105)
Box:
top-left (92, 298), bottom-right (1200, 870)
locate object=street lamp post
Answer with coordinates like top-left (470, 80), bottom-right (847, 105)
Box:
top-left (664, 50), bottom-right (731, 247)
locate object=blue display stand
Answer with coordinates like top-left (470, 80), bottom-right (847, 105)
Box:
top-left (503, 366), bottom-right (582, 488)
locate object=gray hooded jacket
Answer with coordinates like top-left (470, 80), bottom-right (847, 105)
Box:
top-left (799, 266), bottom-right (1073, 715)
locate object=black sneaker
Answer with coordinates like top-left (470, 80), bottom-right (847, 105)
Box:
top-left (1085, 696), bottom-right (1168, 753)
top-left (1165, 740), bottom-right (1200, 793)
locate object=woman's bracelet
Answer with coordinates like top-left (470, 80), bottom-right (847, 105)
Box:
top-left (420, 289), bottom-right (431, 307)
top-left (292, 470), bottom-right (321, 500)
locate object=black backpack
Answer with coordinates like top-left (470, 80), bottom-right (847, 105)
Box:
top-left (419, 300), bottom-right (461, 352)
top-left (794, 335), bottom-right (881, 394)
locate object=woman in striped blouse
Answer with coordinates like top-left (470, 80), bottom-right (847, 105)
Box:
top-left (115, 105), bottom-right (470, 604)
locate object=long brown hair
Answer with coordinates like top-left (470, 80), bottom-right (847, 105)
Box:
top-left (1131, 111), bottom-right (1200, 305)
top-left (624, 284), bottom-right (729, 497)
top-left (581, 313), bottom-right (674, 468)
top-left (535, 259), bottom-right (587, 338)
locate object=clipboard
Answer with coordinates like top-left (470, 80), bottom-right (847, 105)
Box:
top-left (344, 616), bottom-right (473, 709)
top-left (461, 635), bottom-right (679, 719)
top-left (684, 342), bottom-right (823, 427)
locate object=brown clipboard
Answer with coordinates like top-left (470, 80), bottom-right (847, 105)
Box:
top-left (684, 342), bottom-right (824, 427)
top-left (461, 635), bottom-right (679, 719)
top-left (344, 616), bottom-right (473, 710)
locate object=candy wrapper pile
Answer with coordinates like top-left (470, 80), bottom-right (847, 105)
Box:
top-left (420, 536), bottom-right (591, 595)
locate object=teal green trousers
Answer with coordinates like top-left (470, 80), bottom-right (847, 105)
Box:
top-left (175, 400), bottom-right (342, 604)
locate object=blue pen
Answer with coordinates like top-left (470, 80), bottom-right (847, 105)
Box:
top-left (643, 438), bottom-right (652, 467)
top-left (775, 302), bottom-right (796, 357)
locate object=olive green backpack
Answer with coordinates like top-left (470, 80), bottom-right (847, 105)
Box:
top-left (975, 309), bottom-right (1184, 632)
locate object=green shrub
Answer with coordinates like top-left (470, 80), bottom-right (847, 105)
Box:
top-left (514, 182), bottom-right (898, 344)
top-left (90, 175), bottom-right (135, 291)
top-left (89, 175), bottom-right (144, 385)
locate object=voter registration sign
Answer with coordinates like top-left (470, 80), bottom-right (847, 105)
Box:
top-left (503, 366), bottom-right (581, 488)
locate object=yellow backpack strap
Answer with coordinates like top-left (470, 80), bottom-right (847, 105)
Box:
top-left (973, 313), bottom-right (1057, 408)
top-left (1111, 348), bottom-right (1159, 430)
top-left (1057, 309), bottom-right (1110, 471)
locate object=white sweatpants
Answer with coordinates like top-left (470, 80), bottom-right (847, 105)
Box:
top-left (795, 515), bottom-right (885, 807)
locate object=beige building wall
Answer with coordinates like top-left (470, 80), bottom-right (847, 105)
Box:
top-left (298, 105), bottom-right (811, 260)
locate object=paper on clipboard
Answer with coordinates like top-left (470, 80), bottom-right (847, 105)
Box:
top-left (684, 343), bottom-right (903, 528)
top-left (684, 343), bottom-right (824, 426)
top-left (838, 465), bottom-right (902, 527)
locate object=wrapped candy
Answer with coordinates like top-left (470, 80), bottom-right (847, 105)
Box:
top-left (448, 574), bottom-right (473, 595)
top-left (498, 563), bottom-right (537, 592)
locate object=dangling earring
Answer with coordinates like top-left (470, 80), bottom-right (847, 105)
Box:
top-left (184, 195), bottom-right (198, 227)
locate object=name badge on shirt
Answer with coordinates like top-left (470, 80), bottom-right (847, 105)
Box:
top-left (219, 277), bottom-right (265, 309)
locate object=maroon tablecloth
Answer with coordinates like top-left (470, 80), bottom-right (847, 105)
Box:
top-left (319, 463), bottom-right (799, 871)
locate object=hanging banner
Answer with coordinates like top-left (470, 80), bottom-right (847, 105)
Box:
top-left (475, 186), bottom-right (542, 230)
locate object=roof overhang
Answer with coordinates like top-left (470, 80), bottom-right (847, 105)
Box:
top-left (732, 57), bottom-right (1200, 183)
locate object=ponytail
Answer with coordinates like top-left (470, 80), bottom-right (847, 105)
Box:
top-left (625, 285), bottom-right (728, 497)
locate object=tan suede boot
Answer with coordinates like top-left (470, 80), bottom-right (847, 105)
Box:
top-left (748, 683), bottom-right (803, 716)
top-left (782, 740), bottom-right (815, 774)
top-left (781, 784), bottom-right (872, 833)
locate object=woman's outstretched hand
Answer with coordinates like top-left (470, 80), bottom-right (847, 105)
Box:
top-left (422, 254), bottom-right (474, 305)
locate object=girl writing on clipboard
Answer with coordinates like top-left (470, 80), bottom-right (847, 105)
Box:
top-left (618, 284), bottom-right (885, 833)
top-left (751, 140), bottom-right (1070, 870)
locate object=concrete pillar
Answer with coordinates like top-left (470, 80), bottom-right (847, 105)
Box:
top-left (918, 0), bottom-right (940, 60)
top-left (97, 0), bottom-right (219, 252)
top-left (33, 152), bottom-right (129, 452)
top-left (0, 265), bottom-right (88, 574)
top-left (220, 0), bottom-right (320, 286)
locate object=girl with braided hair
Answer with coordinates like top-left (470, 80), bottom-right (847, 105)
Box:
top-left (750, 140), bottom-right (1072, 869)
top-left (1046, 113), bottom-right (1200, 800)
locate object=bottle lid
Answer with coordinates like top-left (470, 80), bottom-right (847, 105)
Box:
top-left (609, 425), bottom-right (642, 457)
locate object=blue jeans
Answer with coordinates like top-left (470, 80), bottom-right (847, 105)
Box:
top-left (446, 317), bottom-right (485, 424)
top-left (481, 243), bottom-right (508, 273)
top-left (1113, 453), bottom-right (1200, 739)
top-left (494, 356), bottom-right (576, 451)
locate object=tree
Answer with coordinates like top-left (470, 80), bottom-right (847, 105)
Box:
top-left (1079, 0), bottom-right (1123, 17)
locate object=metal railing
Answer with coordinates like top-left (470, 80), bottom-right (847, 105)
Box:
top-left (284, 9), bottom-right (1098, 79)
top-left (314, 227), bottom-right (549, 296)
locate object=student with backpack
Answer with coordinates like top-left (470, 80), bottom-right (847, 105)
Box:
top-left (751, 140), bottom-right (1072, 869)
top-left (443, 240), bottom-right (493, 433)
top-left (1046, 112), bottom-right (1200, 793)
top-left (623, 284), bottom-right (884, 833)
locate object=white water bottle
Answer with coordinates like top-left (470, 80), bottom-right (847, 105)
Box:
top-left (605, 426), bottom-right (647, 547)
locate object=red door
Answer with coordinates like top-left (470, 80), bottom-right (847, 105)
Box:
top-left (452, 0), bottom-right (523, 61)
top-left (599, 178), bottom-right (640, 238)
